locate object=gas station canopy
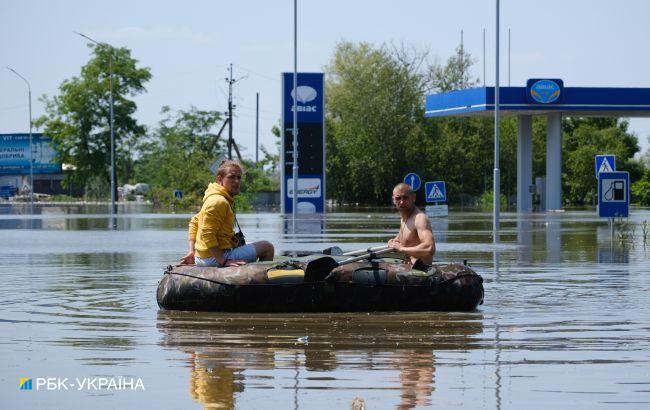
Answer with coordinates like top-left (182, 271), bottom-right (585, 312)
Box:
top-left (425, 86), bottom-right (650, 118)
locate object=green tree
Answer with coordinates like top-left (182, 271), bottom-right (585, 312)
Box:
top-left (135, 106), bottom-right (280, 209)
top-left (426, 44), bottom-right (479, 93)
top-left (632, 169), bottom-right (650, 205)
top-left (562, 118), bottom-right (639, 204)
top-left (325, 41), bottom-right (428, 203)
top-left (134, 106), bottom-right (224, 206)
top-left (36, 44), bottom-right (151, 192)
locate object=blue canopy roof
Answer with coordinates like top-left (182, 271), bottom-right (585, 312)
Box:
top-left (425, 86), bottom-right (650, 118)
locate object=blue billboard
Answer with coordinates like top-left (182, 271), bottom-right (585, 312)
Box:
top-left (282, 73), bottom-right (324, 124)
top-left (281, 73), bottom-right (325, 213)
top-left (0, 133), bottom-right (61, 174)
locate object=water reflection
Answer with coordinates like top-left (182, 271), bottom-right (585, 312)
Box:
top-left (596, 225), bottom-right (630, 264)
top-left (157, 311), bottom-right (483, 409)
top-left (545, 213), bottom-right (562, 264)
top-left (517, 215), bottom-right (533, 265)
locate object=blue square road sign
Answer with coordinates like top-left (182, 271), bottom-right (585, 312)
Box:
top-left (425, 181), bottom-right (446, 203)
top-left (598, 171), bottom-right (629, 218)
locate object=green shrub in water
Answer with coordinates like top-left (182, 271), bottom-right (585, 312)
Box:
top-left (478, 191), bottom-right (507, 211)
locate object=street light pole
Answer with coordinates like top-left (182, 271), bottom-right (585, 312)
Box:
top-left (292, 0), bottom-right (299, 229)
top-left (493, 0), bottom-right (501, 243)
top-left (74, 31), bottom-right (117, 228)
top-left (6, 66), bottom-right (34, 214)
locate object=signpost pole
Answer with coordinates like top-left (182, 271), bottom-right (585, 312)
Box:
top-left (493, 0), bottom-right (501, 244)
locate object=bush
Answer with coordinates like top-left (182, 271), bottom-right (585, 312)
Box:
top-left (632, 177), bottom-right (650, 206)
top-left (150, 187), bottom-right (200, 211)
top-left (478, 190), bottom-right (508, 211)
top-left (84, 175), bottom-right (109, 201)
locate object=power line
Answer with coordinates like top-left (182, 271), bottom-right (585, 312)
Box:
top-left (232, 63), bottom-right (280, 83)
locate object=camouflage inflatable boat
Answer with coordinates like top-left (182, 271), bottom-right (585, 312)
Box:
top-left (157, 253), bottom-right (484, 313)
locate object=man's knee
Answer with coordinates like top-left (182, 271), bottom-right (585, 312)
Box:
top-left (254, 241), bottom-right (274, 260)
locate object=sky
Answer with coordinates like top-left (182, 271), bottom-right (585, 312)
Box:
top-left (2, 0), bottom-right (650, 160)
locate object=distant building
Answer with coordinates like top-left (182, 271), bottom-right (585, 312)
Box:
top-left (0, 133), bottom-right (68, 197)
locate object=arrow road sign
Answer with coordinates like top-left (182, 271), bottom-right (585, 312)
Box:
top-left (404, 173), bottom-right (421, 191)
top-left (425, 181), bottom-right (446, 203)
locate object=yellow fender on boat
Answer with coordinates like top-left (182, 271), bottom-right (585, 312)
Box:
top-left (266, 269), bottom-right (305, 283)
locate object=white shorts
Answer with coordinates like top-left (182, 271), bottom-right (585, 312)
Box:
top-left (195, 244), bottom-right (258, 267)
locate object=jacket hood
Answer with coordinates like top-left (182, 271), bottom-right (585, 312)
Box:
top-left (203, 182), bottom-right (234, 204)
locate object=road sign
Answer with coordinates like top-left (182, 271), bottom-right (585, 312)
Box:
top-left (209, 157), bottom-right (226, 176)
top-left (595, 155), bottom-right (616, 178)
top-left (404, 173), bottom-right (421, 191)
top-left (425, 204), bottom-right (448, 217)
top-left (425, 181), bottom-right (446, 203)
top-left (173, 189), bottom-right (183, 199)
top-left (598, 171), bottom-right (629, 218)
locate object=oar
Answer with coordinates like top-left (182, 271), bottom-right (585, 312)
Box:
top-left (342, 245), bottom-right (391, 256)
top-left (304, 247), bottom-right (395, 282)
top-left (321, 246), bottom-right (343, 255)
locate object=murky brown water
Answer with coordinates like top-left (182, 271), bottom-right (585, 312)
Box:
top-left (1, 204), bottom-right (650, 409)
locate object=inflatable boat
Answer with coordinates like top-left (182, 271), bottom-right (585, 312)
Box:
top-left (157, 249), bottom-right (484, 313)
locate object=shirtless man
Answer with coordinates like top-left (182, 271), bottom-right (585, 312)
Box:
top-left (387, 183), bottom-right (436, 267)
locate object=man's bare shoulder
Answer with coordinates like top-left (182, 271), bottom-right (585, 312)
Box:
top-left (414, 210), bottom-right (432, 230)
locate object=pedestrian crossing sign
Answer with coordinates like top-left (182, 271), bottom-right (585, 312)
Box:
top-left (595, 155), bottom-right (616, 178)
top-left (425, 181), bottom-right (446, 203)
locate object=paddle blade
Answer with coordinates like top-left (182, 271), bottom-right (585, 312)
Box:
top-left (304, 256), bottom-right (339, 282)
top-left (322, 246), bottom-right (343, 256)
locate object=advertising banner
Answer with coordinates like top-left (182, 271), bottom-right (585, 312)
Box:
top-left (281, 73), bottom-right (325, 213)
top-left (0, 133), bottom-right (61, 174)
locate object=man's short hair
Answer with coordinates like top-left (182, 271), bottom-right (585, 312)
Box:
top-left (216, 159), bottom-right (244, 178)
top-left (393, 183), bottom-right (415, 196)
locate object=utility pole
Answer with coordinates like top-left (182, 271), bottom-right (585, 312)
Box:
top-left (508, 28), bottom-right (511, 87)
top-left (255, 92), bottom-right (259, 164)
top-left (225, 63), bottom-right (244, 161)
top-left (483, 28), bottom-right (486, 87)
top-left (227, 64), bottom-right (234, 160)
top-left (460, 29), bottom-right (464, 88)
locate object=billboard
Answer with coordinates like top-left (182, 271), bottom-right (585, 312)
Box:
top-left (0, 133), bottom-right (61, 174)
top-left (281, 73), bottom-right (325, 213)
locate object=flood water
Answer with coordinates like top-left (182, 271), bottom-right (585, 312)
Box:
top-left (1, 204), bottom-right (650, 409)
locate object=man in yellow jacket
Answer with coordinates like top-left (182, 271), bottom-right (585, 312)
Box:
top-left (180, 160), bottom-right (274, 267)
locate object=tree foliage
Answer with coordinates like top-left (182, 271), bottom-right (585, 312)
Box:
top-left (135, 106), bottom-right (223, 204)
top-left (562, 119), bottom-right (640, 204)
top-left (36, 44), bottom-right (152, 189)
top-left (325, 42), bottom-right (429, 203)
top-left (324, 40), bottom-right (644, 207)
top-left (134, 106), bottom-right (279, 209)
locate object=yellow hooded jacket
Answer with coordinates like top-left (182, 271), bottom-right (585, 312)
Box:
top-left (188, 183), bottom-right (237, 258)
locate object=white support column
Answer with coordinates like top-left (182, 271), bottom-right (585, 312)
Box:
top-left (517, 115), bottom-right (533, 213)
top-left (546, 113), bottom-right (563, 211)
